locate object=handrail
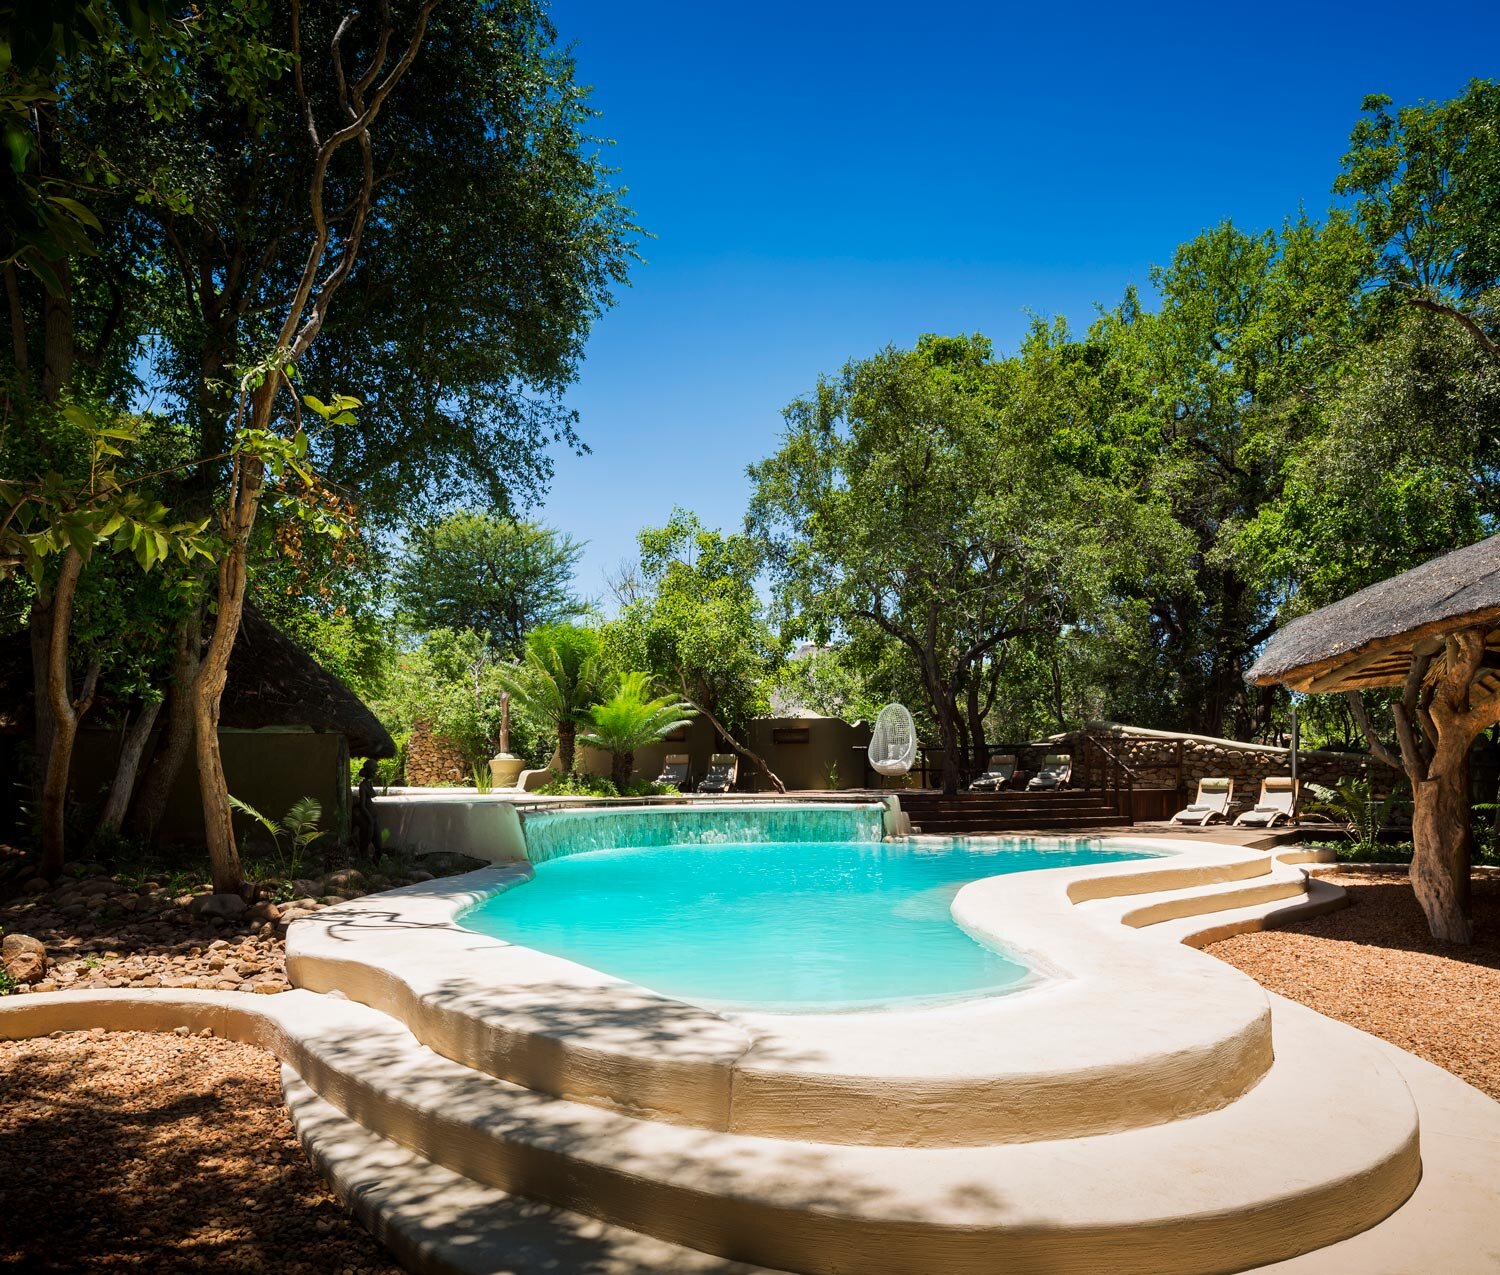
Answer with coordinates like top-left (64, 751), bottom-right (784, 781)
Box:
top-left (1077, 733), bottom-right (1136, 821)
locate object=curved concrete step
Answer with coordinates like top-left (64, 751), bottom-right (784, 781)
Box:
top-left (1149, 878), bottom-right (1350, 949)
top-left (282, 985), bottom-right (1419, 1275)
top-left (283, 1071), bottom-right (776, 1275)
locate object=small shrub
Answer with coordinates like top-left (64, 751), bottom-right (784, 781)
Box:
top-left (536, 773), bottom-right (620, 798)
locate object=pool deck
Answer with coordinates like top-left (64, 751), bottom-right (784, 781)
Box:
top-left (3, 808), bottom-right (1496, 1273)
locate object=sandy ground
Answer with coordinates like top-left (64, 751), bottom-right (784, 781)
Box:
top-left (0, 1030), bottom-right (401, 1273)
top-left (1207, 871), bottom-right (1500, 1100)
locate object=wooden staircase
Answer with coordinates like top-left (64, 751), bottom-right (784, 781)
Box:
top-left (899, 789), bottom-right (1125, 834)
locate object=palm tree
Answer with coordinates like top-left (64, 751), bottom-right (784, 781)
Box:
top-left (580, 672), bottom-right (696, 791)
top-left (502, 623), bottom-right (602, 773)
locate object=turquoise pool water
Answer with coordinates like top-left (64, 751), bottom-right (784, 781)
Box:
top-left (460, 808), bottom-right (1159, 1012)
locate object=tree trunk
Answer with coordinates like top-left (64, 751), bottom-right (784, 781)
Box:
top-left (933, 691), bottom-right (962, 795)
top-left (193, 528), bottom-right (253, 895)
top-left (129, 614), bottom-right (201, 840)
top-left (558, 721), bottom-right (577, 773)
top-left (1409, 758), bottom-right (1473, 944)
top-left (1387, 628), bottom-right (1494, 945)
top-left (28, 598), bottom-right (55, 802)
top-left (97, 700), bottom-right (163, 836)
top-left (965, 674), bottom-right (987, 778)
top-left (38, 550), bottom-right (97, 878)
top-left (40, 257), bottom-right (74, 402)
top-left (611, 750), bottom-right (633, 791)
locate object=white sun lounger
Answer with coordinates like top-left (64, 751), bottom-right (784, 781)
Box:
top-left (970, 753), bottom-right (1017, 792)
top-left (1233, 776), bottom-right (1298, 828)
top-left (655, 753), bottom-right (690, 789)
top-left (1026, 754), bottom-right (1072, 791)
top-left (1171, 776), bottom-right (1234, 825)
top-left (696, 753), bottom-right (738, 794)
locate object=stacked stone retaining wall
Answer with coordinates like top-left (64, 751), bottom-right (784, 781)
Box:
top-left (404, 719), bottom-right (471, 787)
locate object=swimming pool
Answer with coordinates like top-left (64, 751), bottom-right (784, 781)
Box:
top-left (460, 808), bottom-right (1160, 1012)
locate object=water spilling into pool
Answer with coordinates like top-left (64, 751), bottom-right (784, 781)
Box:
top-left (460, 806), bottom-right (1160, 1013)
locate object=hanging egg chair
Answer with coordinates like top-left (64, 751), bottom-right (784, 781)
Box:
top-left (868, 702), bottom-right (917, 776)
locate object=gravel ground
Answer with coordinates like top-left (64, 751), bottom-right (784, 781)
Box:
top-left (0, 1029), bottom-right (401, 1273)
top-left (0, 854), bottom-right (483, 996)
top-left (1206, 871), bottom-right (1500, 1100)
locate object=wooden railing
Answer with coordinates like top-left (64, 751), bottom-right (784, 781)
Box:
top-left (1077, 733), bottom-right (1137, 819)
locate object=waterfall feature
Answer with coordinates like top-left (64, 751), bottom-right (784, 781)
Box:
top-left (520, 803), bottom-right (886, 864)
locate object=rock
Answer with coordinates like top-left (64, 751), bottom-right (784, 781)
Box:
top-left (277, 908), bottom-right (311, 924)
top-left (247, 901), bottom-right (281, 923)
top-left (406, 869), bottom-right (434, 883)
top-left (21, 878), bottom-right (48, 895)
top-left (322, 868), bottom-right (367, 892)
top-left (251, 982), bottom-right (281, 994)
top-left (197, 1027), bottom-right (213, 1038)
top-left (189, 893), bottom-right (247, 918)
top-left (2, 933), bottom-right (47, 984)
top-left (32, 980), bottom-right (56, 994)
top-left (173, 1025), bottom-right (190, 1036)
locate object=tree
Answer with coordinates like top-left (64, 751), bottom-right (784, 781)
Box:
top-left (394, 512), bottom-right (585, 656)
top-left (578, 671), bottom-right (695, 791)
top-left (612, 511), bottom-right (787, 791)
top-left (8, 0), bottom-right (638, 873)
top-left (1063, 215), bottom-right (1374, 737)
top-left (501, 622), bottom-right (601, 773)
top-left (750, 334), bottom-right (1186, 793)
top-left (1336, 81), bottom-right (1500, 360)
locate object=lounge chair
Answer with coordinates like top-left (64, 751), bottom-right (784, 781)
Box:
top-left (655, 753), bottom-right (690, 789)
top-left (1026, 754), bottom-right (1072, 791)
top-left (1233, 776), bottom-right (1298, 828)
top-left (696, 752), bottom-right (739, 794)
top-left (1171, 777), bottom-right (1234, 826)
top-left (970, 753), bottom-right (1017, 792)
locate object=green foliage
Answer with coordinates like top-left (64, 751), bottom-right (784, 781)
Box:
top-left (369, 627), bottom-right (551, 770)
top-left (536, 772), bottom-right (621, 798)
top-left (227, 793), bottom-right (326, 879)
top-left (500, 622), bottom-right (603, 770)
top-left (1304, 779), bottom-right (1407, 853)
top-left (533, 773), bottom-right (681, 799)
top-left (749, 333), bottom-right (1191, 785)
top-left (393, 513), bottom-right (586, 656)
top-left (579, 671), bottom-right (696, 787)
top-left (610, 510), bottom-right (783, 742)
top-left (1336, 81), bottom-right (1500, 311)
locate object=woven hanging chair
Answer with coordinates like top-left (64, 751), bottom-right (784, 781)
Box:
top-left (868, 703), bottom-right (917, 776)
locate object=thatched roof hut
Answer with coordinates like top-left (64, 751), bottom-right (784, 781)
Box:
top-left (1, 607), bottom-right (394, 758)
top-left (1246, 534), bottom-right (1500, 694)
top-left (223, 608), bottom-right (394, 758)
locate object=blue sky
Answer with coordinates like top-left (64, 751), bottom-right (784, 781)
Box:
top-left (538, 1), bottom-right (1500, 607)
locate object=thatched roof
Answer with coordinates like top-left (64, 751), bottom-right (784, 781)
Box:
top-left (1247, 533), bottom-right (1500, 693)
top-left (0, 606), bottom-right (394, 758)
top-left (223, 608), bottom-right (394, 757)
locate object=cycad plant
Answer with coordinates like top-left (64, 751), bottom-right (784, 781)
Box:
top-left (502, 624), bottom-right (602, 773)
top-left (580, 672), bottom-right (696, 790)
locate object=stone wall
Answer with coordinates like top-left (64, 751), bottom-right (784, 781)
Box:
top-left (404, 719), bottom-right (471, 787)
top-left (1063, 722), bottom-right (1388, 818)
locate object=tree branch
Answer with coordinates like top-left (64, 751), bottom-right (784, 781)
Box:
top-left (1406, 294), bottom-right (1500, 361)
top-left (1345, 690), bottom-right (1402, 770)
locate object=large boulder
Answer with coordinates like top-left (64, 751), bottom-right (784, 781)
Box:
top-left (2, 933), bottom-right (47, 984)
